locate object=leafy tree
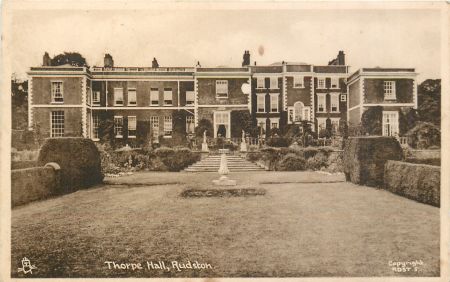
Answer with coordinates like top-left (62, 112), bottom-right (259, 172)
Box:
top-left (11, 76), bottom-right (28, 130)
top-left (361, 106), bottom-right (383, 135)
top-left (51, 52), bottom-right (88, 67)
top-left (399, 108), bottom-right (419, 135)
top-left (406, 122), bottom-right (440, 149)
top-left (194, 119), bottom-right (213, 138)
top-left (417, 79), bottom-right (440, 126)
top-left (230, 110), bottom-right (256, 137)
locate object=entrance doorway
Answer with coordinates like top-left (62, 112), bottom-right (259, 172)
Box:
top-left (214, 111), bottom-right (230, 138)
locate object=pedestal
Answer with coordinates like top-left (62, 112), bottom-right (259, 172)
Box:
top-left (240, 142), bottom-right (247, 152)
top-left (201, 142), bottom-right (209, 152)
top-left (212, 175), bottom-right (236, 186)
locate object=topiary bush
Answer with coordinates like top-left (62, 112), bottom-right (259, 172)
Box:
top-left (406, 122), bottom-right (441, 149)
top-left (279, 153), bottom-right (307, 171)
top-left (37, 138), bottom-right (103, 193)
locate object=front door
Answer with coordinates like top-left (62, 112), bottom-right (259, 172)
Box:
top-left (214, 111), bottom-right (230, 138)
top-left (382, 111), bottom-right (399, 136)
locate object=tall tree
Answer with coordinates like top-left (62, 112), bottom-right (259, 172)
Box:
top-left (11, 76), bottom-right (28, 130)
top-left (51, 52), bottom-right (88, 67)
top-left (417, 79), bottom-right (440, 126)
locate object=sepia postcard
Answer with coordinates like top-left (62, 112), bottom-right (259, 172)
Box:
top-left (1, 1), bottom-right (449, 281)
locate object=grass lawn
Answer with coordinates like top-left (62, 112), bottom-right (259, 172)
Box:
top-left (11, 171), bottom-right (439, 278)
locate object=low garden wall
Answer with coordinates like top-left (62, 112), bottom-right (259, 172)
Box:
top-left (11, 163), bottom-right (61, 207)
top-left (384, 161), bottom-right (440, 207)
top-left (343, 136), bottom-right (403, 187)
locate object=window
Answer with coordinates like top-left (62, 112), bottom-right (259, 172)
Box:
top-left (303, 107), bottom-right (311, 121)
top-left (270, 94), bottom-right (279, 112)
top-left (331, 118), bottom-right (340, 134)
top-left (186, 116), bottom-right (195, 133)
top-left (216, 80), bottom-right (228, 98)
top-left (150, 116), bottom-right (159, 141)
top-left (317, 118), bottom-right (327, 131)
top-left (331, 77), bottom-right (339, 89)
top-left (294, 102), bottom-right (304, 122)
top-left (293, 76), bottom-right (304, 88)
top-left (270, 118), bottom-right (279, 129)
top-left (317, 77), bottom-right (326, 89)
top-left (164, 116), bottom-right (172, 136)
top-left (317, 94), bottom-right (326, 112)
top-left (164, 88), bottom-right (173, 105)
top-left (257, 94), bottom-right (265, 113)
top-left (87, 87), bottom-right (92, 105)
top-left (114, 88), bottom-right (124, 106)
top-left (257, 118), bottom-right (266, 135)
top-left (186, 91), bottom-right (195, 105)
top-left (92, 114), bottom-right (99, 140)
top-left (330, 93), bottom-right (340, 113)
top-left (93, 91), bottom-right (100, 105)
top-left (150, 88), bottom-right (159, 106)
top-left (270, 77), bottom-right (278, 89)
top-left (382, 111), bottom-right (399, 136)
top-left (114, 116), bottom-right (123, 138)
top-left (128, 116), bottom-right (137, 138)
top-left (51, 111), bottom-right (64, 137)
top-left (340, 94), bottom-right (347, 102)
top-left (257, 77), bottom-right (265, 89)
top-left (128, 88), bottom-right (137, 106)
top-left (51, 81), bottom-right (64, 103)
top-left (384, 81), bottom-right (396, 100)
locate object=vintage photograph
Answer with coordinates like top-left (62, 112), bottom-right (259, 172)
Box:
top-left (4, 1), bottom-right (446, 280)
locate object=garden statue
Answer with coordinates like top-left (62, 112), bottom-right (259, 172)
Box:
top-left (240, 130), bottom-right (247, 152)
top-left (212, 149), bottom-right (236, 186)
top-left (202, 130), bottom-right (209, 152)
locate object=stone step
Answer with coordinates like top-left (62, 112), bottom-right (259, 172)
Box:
top-left (184, 155), bottom-right (264, 172)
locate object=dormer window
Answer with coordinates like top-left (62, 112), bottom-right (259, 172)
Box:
top-left (384, 81), bottom-right (396, 100)
top-left (216, 80), bottom-right (228, 98)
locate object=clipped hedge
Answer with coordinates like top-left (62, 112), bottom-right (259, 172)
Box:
top-left (343, 137), bottom-right (403, 187)
top-left (384, 161), bottom-right (440, 207)
top-left (37, 138), bottom-right (103, 193)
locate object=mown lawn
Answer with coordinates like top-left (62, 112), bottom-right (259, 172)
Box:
top-left (11, 172), bottom-right (440, 278)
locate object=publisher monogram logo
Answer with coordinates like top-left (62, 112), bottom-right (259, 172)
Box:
top-left (18, 257), bottom-right (37, 274)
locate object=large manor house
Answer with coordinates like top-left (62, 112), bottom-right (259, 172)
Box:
top-left (27, 51), bottom-right (418, 143)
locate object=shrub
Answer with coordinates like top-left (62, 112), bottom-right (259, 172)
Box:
top-left (279, 153), bottom-right (307, 171)
top-left (343, 136), bottom-right (403, 187)
top-left (406, 122), bottom-right (441, 149)
top-left (37, 138), bottom-right (103, 192)
top-left (266, 137), bottom-right (290, 147)
top-left (405, 158), bottom-right (440, 166)
top-left (306, 152), bottom-right (328, 170)
top-left (247, 152), bottom-right (262, 162)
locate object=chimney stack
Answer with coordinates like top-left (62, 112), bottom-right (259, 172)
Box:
top-left (104, 54), bottom-right (114, 68)
top-left (242, 50), bottom-right (250, 67)
top-left (337, 51), bottom-right (345, 65)
top-left (43, 52), bottom-right (51, 66)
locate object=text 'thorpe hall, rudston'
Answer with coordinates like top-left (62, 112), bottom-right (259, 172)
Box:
top-left (27, 50), bottom-right (418, 143)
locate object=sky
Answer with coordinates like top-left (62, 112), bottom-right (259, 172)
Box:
top-left (10, 7), bottom-right (442, 82)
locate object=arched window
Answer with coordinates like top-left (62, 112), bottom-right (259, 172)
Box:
top-left (294, 102), bottom-right (304, 122)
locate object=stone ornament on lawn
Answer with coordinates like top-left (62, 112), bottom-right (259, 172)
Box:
top-left (213, 149), bottom-right (236, 186)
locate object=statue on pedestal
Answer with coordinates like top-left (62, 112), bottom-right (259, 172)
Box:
top-left (240, 129), bottom-right (247, 152)
top-left (201, 130), bottom-right (209, 152)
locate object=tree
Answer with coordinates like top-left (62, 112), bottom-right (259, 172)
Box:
top-left (51, 52), bottom-right (88, 67)
top-left (406, 122), bottom-right (440, 149)
top-left (417, 79), bottom-right (440, 126)
top-left (11, 76), bottom-right (28, 130)
top-left (361, 106), bottom-right (383, 135)
top-left (194, 119), bottom-right (213, 138)
top-left (230, 110), bottom-right (256, 137)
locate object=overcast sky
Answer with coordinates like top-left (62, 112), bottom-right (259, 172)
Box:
top-left (10, 8), bottom-right (441, 82)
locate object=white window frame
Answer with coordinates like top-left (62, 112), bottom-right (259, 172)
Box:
top-left (270, 77), bottom-right (279, 89)
top-left (186, 115), bottom-right (195, 133)
top-left (317, 117), bottom-right (327, 132)
top-left (303, 106), bottom-right (311, 121)
top-left (270, 93), bottom-right (279, 113)
top-left (164, 116), bottom-right (173, 137)
top-left (114, 88), bottom-right (124, 106)
top-left (186, 91), bottom-right (195, 106)
top-left (330, 118), bottom-right (340, 134)
top-left (256, 94), bottom-right (265, 113)
top-left (317, 77), bottom-right (326, 89)
top-left (270, 118), bottom-right (279, 129)
top-left (384, 81), bottom-right (396, 100)
top-left (92, 91), bottom-right (100, 106)
top-left (257, 118), bottom-right (266, 135)
top-left (50, 110), bottom-right (64, 137)
top-left (127, 88), bottom-right (137, 106)
top-left (340, 94), bottom-right (347, 102)
top-left (293, 101), bottom-right (304, 122)
top-left (330, 93), bottom-right (340, 113)
top-left (382, 111), bottom-right (399, 137)
top-left (114, 116), bottom-right (123, 138)
top-left (150, 88), bottom-right (159, 106)
top-left (92, 114), bottom-right (99, 140)
top-left (257, 77), bottom-right (265, 89)
top-left (216, 80), bottom-right (228, 98)
top-left (317, 93), bottom-right (326, 113)
top-left (51, 81), bottom-right (64, 103)
top-left (293, 76), bottom-right (304, 88)
top-left (150, 116), bottom-right (159, 141)
top-left (128, 116), bottom-right (137, 138)
top-left (330, 77), bottom-right (340, 89)
top-left (164, 88), bottom-right (173, 106)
